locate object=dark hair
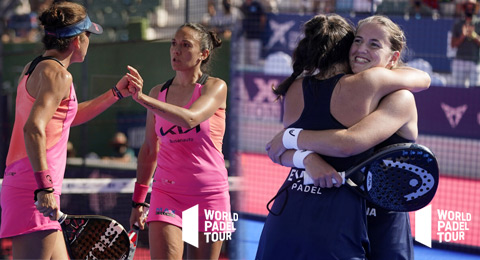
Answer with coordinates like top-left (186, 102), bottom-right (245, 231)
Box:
top-left (274, 14), bottom-right (354, 96)
top-left (39, 1), bottom-right (87, 51)
top-left (178, 23), bottom-right (222, 69)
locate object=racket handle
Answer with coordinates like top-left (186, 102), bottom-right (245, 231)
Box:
top-left (332, 171), bottom-right (346, 185)
top-left (132, 222), bottom-right (140, 231)
top-left (34, 201), bottom-right (66, 222)
top-left (303, 171), bottom-right (345, 185)
top-left (132, 206), bottom-right (150, 230)
top-left (57, 211), bottom-right (67, 224)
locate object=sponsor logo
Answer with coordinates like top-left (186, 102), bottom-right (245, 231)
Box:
top-left (437, 209), bottom-right (471, 243)
top-left (265, 20), bottom-right (296, 49)
top-left (415, 207), bottom-right (473, 247)
top-left (288, 129), bottom-right (296, 137)
top-left (382, 159), bottom-right (435, 201)
top-left (89, 222), bottom-right (123, 257)
top-left (289, 169), bottom-right (322, 195)
top-left (366, 207), bottom-right (377, 217)
top-left (441, 103), bottom-right (467, 128)
top-left (155, 208), bottom-right (176, 218)
top-left (159, 125), bottom-right (201, 136)
top-left (182, 205), bottom-right (238, 247)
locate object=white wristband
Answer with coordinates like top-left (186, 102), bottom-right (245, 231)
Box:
top-left (283, 128), bottom-right (302, 150)
top-left (293, 150), bottom-right (314, 169)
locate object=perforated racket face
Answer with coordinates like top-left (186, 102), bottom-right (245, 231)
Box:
top-left (361, 144), bottom-right (439, 212)
top-left (62, 215), bottom-right (130, 259)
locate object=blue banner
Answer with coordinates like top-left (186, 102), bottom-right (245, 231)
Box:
top-left (262, 13), bottom-right (454, 72)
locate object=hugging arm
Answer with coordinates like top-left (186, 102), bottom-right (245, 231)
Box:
top-left (268, 90), bottom-right (416, 186)
top-left (298, 90), bottom-right (416, 156)
top-left (358, 66), bottom-right (431, 95)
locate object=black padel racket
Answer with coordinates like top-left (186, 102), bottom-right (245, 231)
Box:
top-left (304, 143), bottom-right (439, 212)
top-left (58, 212), bottom-right (131, 260)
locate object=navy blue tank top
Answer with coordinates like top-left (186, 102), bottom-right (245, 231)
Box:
top-left (256, 75), bottom-right (372, 260)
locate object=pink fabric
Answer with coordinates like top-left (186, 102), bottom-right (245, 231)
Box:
top-left (0, 185), bottom-right (61, 238)
top-left (147, 187), bottom-right (233, 232)
top-left (153, 81), bottom-right (229, 195)
top-left (34, 169), bottom-right (54, 189)
top-left (1, 73), bottom-right (78, 238)
top-left (3, 75), bottom-right (77, 193)
top-left (132, 182), bottom-right (149, 203)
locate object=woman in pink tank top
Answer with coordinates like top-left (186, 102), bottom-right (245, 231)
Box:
top-left (0, 2), bottom-right (132, 259)
top-left (127, 23), bottom-right (230, 259)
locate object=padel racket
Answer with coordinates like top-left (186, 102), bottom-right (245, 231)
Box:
top-left (126, 206), bottom-right (149, 260)
top-left (304, 143), bottom-right (439, 212)
top-left (57, 211), bottom-right (131, 260)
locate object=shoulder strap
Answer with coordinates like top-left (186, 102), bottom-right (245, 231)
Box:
top-left (160, 77), bottom-right (175, 92)
top-left (160, 74), bottom-right (209, 92)
top-left (197, 74), bottom-right (209, 85)
top-left (25, 55), bottom-right (64, 76)
top-left (160, 73), bottom-right (209, 92)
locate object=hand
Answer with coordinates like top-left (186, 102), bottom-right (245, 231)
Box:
top-left (265, 130), bottom-right (287, 164)
top-left (35, 191), bottom-right (58, 220)
top-left (304, 153), bottom-right (343, 188)
top-left (126, 65), bottom-right (144, 101)
top-left (115, 75), bottom-right (131, 98)
top-left (463, 24), bottom-right (475, 38)
top-left (130, 206), bottom-right (148, 230)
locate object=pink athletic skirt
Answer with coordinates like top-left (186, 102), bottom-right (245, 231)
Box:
top-left (147, 187), bottom-right (233, 232)
top-left (0, 185), bottom-right (61, 238)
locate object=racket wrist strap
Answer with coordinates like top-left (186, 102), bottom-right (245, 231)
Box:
top-left (132, 182), bottom-right (149, 203)
top-left (293, 150), bottom-right (314, 169)
top-left (112, 85), bottom-right (124, 100)
top-left (34, 169), bottom-right (54, 189)
top-left (283, 128), bottom-right (302, 150)
top-left (34, 188), bottom-right (54, 201)
top-left (132, 201), bottom-right (150, 209)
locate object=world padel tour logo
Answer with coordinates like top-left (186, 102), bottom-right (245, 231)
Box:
top-left (182, 205), bottom-right (238, 248)
top-left (437, 209), bottom-right (471, 243)
top-left (415, 205), bottom-right (472, 247)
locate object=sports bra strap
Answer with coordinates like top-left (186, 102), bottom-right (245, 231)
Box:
top-left (197, 73), bottom-right (209, 85)
top-left (160, 78), bottom-right (175, 92)
top-left (160, 74), bottom-right (209, 92)
top-left (25, 55), bottom-right (64, 76)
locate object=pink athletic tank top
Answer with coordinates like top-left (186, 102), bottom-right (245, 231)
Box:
top-left (152, 76), bottom-right (229, 195)
top-left (3, 57), bottom-right (78, 194)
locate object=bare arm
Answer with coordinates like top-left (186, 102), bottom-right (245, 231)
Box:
top-left (24, 65), bottom-right (71, 172)
top-left (130, 98), bottom-right (159, 230)
top-left (267, 90), bottom-right (416, 162)
top-left (24, 63), bottom-right (71, 218)
top-left (128, 67), bottom-right (227, 129)
top-left (350, 66), bottom-right (431, 95)
top-left (72, 75), bottom-right (130, 126)
top-left (136, 111), bottom-right (159, 186)
top-left (299, 90), bottom-right (416, 156)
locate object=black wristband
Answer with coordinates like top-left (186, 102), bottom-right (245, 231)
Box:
top-left (112, 85), bottom-right (124, 100)
top-left (132, 201), bottom-right (150, 209)
top-left (34, 188), bottom-right (54, 202)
